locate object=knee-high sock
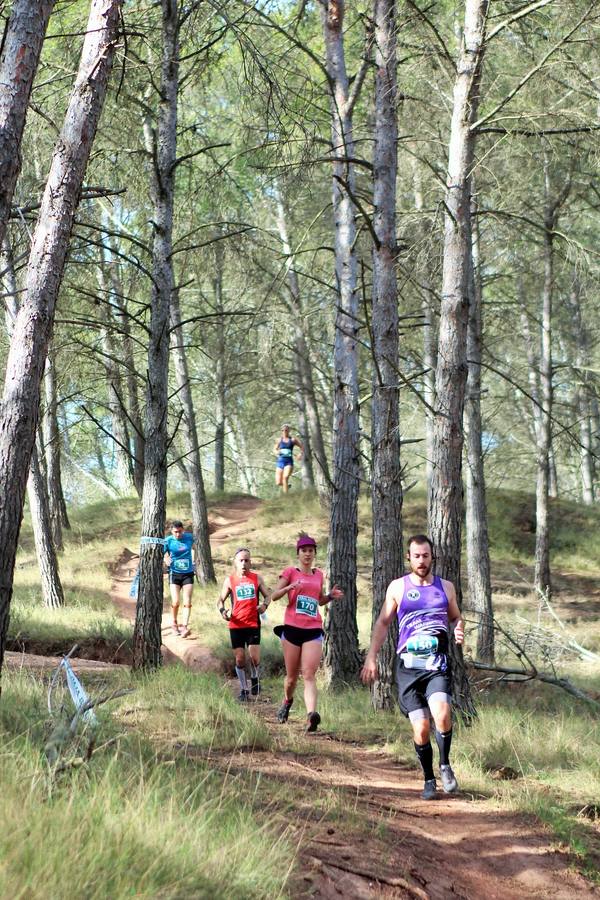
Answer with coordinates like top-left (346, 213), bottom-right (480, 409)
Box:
top-left (235, 667), bottom-right (248, 690)
top-left (435, 729), bottom-right (453, 766)
top-left (414, 741), bottom-right (435, 781)
top-left (250, 662), bottom-right (260, 679)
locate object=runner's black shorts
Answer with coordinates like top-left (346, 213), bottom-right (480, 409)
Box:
top-left (395, 660), bottom-right (452, 718)
top-left (230, 626), bottom-right (261, 649)
top-left (170, 572), bottom-right (194, 587)
top-left (274, 624), bottom-right (323, 646)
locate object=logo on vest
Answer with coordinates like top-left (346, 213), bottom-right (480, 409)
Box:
top-left (406, 589), bottom-right (421, 602)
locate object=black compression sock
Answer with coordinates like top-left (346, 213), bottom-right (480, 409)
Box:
top-left (435, 729), bottom-right (453, 767)
top-left (414, 741), bottom-right (435, 781)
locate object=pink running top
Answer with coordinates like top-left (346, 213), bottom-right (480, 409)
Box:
top-left (279, 566), bottom-right (324, 628)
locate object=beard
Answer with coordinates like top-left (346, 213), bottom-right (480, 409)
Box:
top-left (412, 562), bottom-right (432, 578)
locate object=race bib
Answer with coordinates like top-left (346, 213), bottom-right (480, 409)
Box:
top-left (406, 635), bottom-right (438, 657)
top-left (280, 448), bottom-right (292, 457)
top-left (295, 594), bottom-right (318, 618)
top-left (236, 584), bottom-right (256, 600)
top-left (174, 559), bottom-right (189, 571)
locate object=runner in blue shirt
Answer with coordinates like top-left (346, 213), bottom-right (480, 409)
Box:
top-left (164, 520), bottom-right (196, 637)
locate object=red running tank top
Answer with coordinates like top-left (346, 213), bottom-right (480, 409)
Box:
top-left (229, 572), bottom-right (260, 629)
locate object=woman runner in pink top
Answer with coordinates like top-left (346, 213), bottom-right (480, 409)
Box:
top-left (271, 533), bottom-right (343, 732)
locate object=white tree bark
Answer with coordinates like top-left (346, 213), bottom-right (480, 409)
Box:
top-left (133, 0), bottom-right (178, 670)
top-left (321, 0), bottom-right (363, 682)
top-left (370, 0), bottom-right (402, 710)
top-left (275, 188), bottom-right (330, 500)
top-left (464, 199), bottom-right (494, 663)
top-left (0, 0), bottom-right (54, 246)
top-left (0, 0), bottom-right (120, 673)
top-left (170, 290), bottom-right (216, 583)
top-left (429, 0), bottom-right (489, 718)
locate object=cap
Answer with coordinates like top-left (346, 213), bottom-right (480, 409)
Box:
top-left (296, 534), bottom-right (317, 551)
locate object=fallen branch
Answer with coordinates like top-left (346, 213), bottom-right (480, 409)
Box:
top-left (470, 660), bottom-right (600, 709)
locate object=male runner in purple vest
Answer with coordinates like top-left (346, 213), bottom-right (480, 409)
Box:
top-left (361, 534), bottom-right (464, 800)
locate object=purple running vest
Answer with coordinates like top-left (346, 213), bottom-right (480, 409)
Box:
top-left (396, 574), bottom-right (449, 670)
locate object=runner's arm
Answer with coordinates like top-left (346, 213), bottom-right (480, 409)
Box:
top-left (319, 583), bottom-right (344, 605)
top-left (271, 575), bottom-right (300, 602)
top-left (445, 581), bottom-right (464, 645)
top-left (217, 576), bottom-right (232, 620)
top-left (360, 583), bottom-right (399, 683)
top-left (293, 437), bottom-right (304, 459)
top-left (257, 575), bottom-right (271, 614)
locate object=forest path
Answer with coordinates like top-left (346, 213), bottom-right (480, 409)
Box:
top-left (110, 494), bottom-right (262, 670)
top-left (209, 691), bottom-right (596, 899)
top-left (108, 496), bottom-right (597, 899)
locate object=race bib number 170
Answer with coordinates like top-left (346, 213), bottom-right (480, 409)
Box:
top-left (295, 594), bottom-right (318, 618)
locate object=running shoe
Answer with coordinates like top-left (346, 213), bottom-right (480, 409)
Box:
top-left (306, 711), bottom-right (321, 733)
top-left (277, 698), bottom-right (293, 723)
top-left (250, 676), bottom-right (260, 697)
top-left (179, 626), bottom-right (191, 638)
top-left (421, 778), bottom-right (437, 800)
top-left (440, 764), bottom-right (458, 793)
top-left (238, 690), bottom-right (250, 703)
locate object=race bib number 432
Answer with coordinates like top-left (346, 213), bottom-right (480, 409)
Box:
top-left (295, 594), bottom-right (318, 617)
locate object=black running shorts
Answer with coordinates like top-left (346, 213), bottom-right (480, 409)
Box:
top-left (273, 624), bottom-right (323, 646)
top-left (170, 572), bottom-right (194, 587)
top-left (230, 626), bottom-right (261, 649)
top-left (395, 661), bottom-right (452, 718)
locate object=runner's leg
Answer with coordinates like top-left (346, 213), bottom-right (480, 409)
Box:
top-left (300, 638), bottom-right (322, 715)
top-left (249, 643), bottom-right (261, 695)
top-left (275, 465), bottom-right (283, 489)
top-left (170, 580), bottom-right (181, 630)
top-left (282, 639), bottom-right (302, 701)
top-left (180, 581), bottom-right (193, 633)
top-left (282, 464), bottom-right (293, 493)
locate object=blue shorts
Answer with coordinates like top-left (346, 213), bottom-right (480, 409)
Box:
top-left (276, 457), bottom-right (293, 470)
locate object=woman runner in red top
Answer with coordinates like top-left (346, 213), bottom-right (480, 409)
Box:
top-left (270, 533), bottom-right (343, 732)
top-left (217, 548), bottom-right (271, 701)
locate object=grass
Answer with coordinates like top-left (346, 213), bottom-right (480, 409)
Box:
top-left (6, 484), bottom-right (600, 888)
top-left (0, 667), bottom-right (294, 900)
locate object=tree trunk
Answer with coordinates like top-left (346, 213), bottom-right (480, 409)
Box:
top-left (0, 0), bottom-right (120, 676)
top-left (27, 446), bottom-right (65, 608)
top-left (213, 241), bottom-right (226, 492)
top-left (133, 0), bottom-right (178, 670)
top-left (227, 414), bottom-right (257, 494)
top-left (108, 251), bottom-right (145, 497)
top-left (170, 290), bottom-right (216, 583)
top-left (534, 165), bottom-right (554, 598)
top-left (429, 0), bottom-right (489, 719)
top-left (464, 199), bottom-right (494, 664)
top-left (370, 0), bottom-right (402, 710)
top-left (293, 371), bottom-right (315, 489)
top-left (43, 344), bottom-right (70, 548)
top-left (0, 0), bottom-right (54, 247)
top-left (411, 158), bottom-right (437, 499)
top-left (275, 188), bottom-right (330, 500)
top-left (568, 279), bottom-right (595, 505)
top-left (321, 0), bottom-right (362, 682)
top-left (97, 264), bottom-right (135, 492)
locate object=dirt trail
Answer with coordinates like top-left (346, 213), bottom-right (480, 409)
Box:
top-left (109, 495), bottom-right (597, 898)
top-left (207, 691), bottom-right (596, 900)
